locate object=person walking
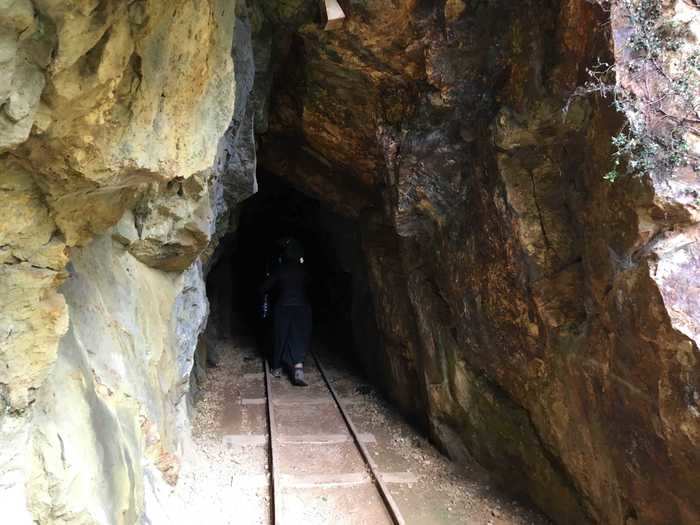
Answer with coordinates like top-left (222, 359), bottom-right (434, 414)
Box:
top-left (260, 238), bottom-right (311, 386)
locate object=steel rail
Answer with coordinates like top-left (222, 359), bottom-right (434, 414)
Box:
top-left (263, 360), bottom-right (280, 525)
top-left (311, 350), bottom-right (406, 525)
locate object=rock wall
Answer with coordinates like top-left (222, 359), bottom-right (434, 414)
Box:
top-left (258, 1), bottom-right (700, 523)
top-left (1, 0), bottom-right (698, 523)
top-left (1, 0), bottom-right (257, 522)
top-left (29, 236), bottom-right (207, 523)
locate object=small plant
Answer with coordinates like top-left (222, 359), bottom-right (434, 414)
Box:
top-left (568, 0), bottom-right (700, 182)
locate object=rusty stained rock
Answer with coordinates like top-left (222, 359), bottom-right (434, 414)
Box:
top-left (258, 1), bottom-right (700, 523)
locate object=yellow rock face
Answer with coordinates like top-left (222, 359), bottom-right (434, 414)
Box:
top-left (27, 231), bottom-right (208, 523)
top-left (1, 0), bottom-right (239, 521)
top-left (0, 162), bottom-right (69, 410)
top-left (1, 0), bottom-right (236, 407)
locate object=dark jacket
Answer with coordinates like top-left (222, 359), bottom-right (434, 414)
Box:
top-left (261, 262), bottom-right (309, 306)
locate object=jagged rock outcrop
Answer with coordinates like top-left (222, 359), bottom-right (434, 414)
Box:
top-left (1, 0), bottom-right (257, 522)
top-left (258, 1), bottom-right (700, 523)
top-left (29, 235), bottom-right (208, 523)
top-left (1, 0), bottom-right (238, 410)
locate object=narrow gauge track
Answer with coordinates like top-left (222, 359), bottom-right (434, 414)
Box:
top-left (263, 351), bottom-right (406, 525)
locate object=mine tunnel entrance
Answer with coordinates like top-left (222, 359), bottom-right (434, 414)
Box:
top-left (193, 172), bottom-right (550, 524)
top-left (205, 170), bottom-right (373, 374)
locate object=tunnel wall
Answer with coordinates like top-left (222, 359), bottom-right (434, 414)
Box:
top-left (258, 1), bottom-right (700, 524)
top-left (29, 234), bottom-right (207, 523)
top-left (0, 1), bottom-right (257, 521)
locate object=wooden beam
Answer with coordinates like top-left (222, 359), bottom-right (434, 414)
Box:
top-left (321, 0), bottom-right (346, 30)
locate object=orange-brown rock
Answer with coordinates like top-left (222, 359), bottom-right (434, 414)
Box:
top-left (258, 1), bottom-right (700, 523)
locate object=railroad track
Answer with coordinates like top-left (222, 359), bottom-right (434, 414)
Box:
top-left (262, 350), bottom-right (406, 525)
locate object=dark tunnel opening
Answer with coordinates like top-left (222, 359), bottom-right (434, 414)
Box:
top-left (205, 171), bottom-right (381, 380)
top-left (193, 174), bottom-right (553, 525)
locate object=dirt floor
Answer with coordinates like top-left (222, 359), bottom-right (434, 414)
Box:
top-left (164, 337), bottom-right (551, 525)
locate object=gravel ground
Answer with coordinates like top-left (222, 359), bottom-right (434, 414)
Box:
top-left (162, 342), bottom-right (270, 525)
top-left (158, 338), bottom-right (550, 525)
top-left (319, 350), bottom-right (550, 525)
top-left (344, 388), bottom-right (548, 524)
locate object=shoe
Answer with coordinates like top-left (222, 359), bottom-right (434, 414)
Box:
top-left (270, 367), bottom-right (282, 378)
top-left (292, 367), bottom-right (308, 387)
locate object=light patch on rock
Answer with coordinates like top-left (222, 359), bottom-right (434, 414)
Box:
top-left (28, 228), bottom-right (209, 522)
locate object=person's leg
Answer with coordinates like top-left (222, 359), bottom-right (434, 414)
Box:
top-left (290, 306), bottom-right (307, 367)
top-left (272, 307), bottom-right (290, 375)
top-left (293, 305), bottom-right (311, 363)
top-left (290, 306), bottom-right (311, 386)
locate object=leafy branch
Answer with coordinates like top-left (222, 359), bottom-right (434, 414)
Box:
top-left (568, 0), bottom-right (700, 182)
